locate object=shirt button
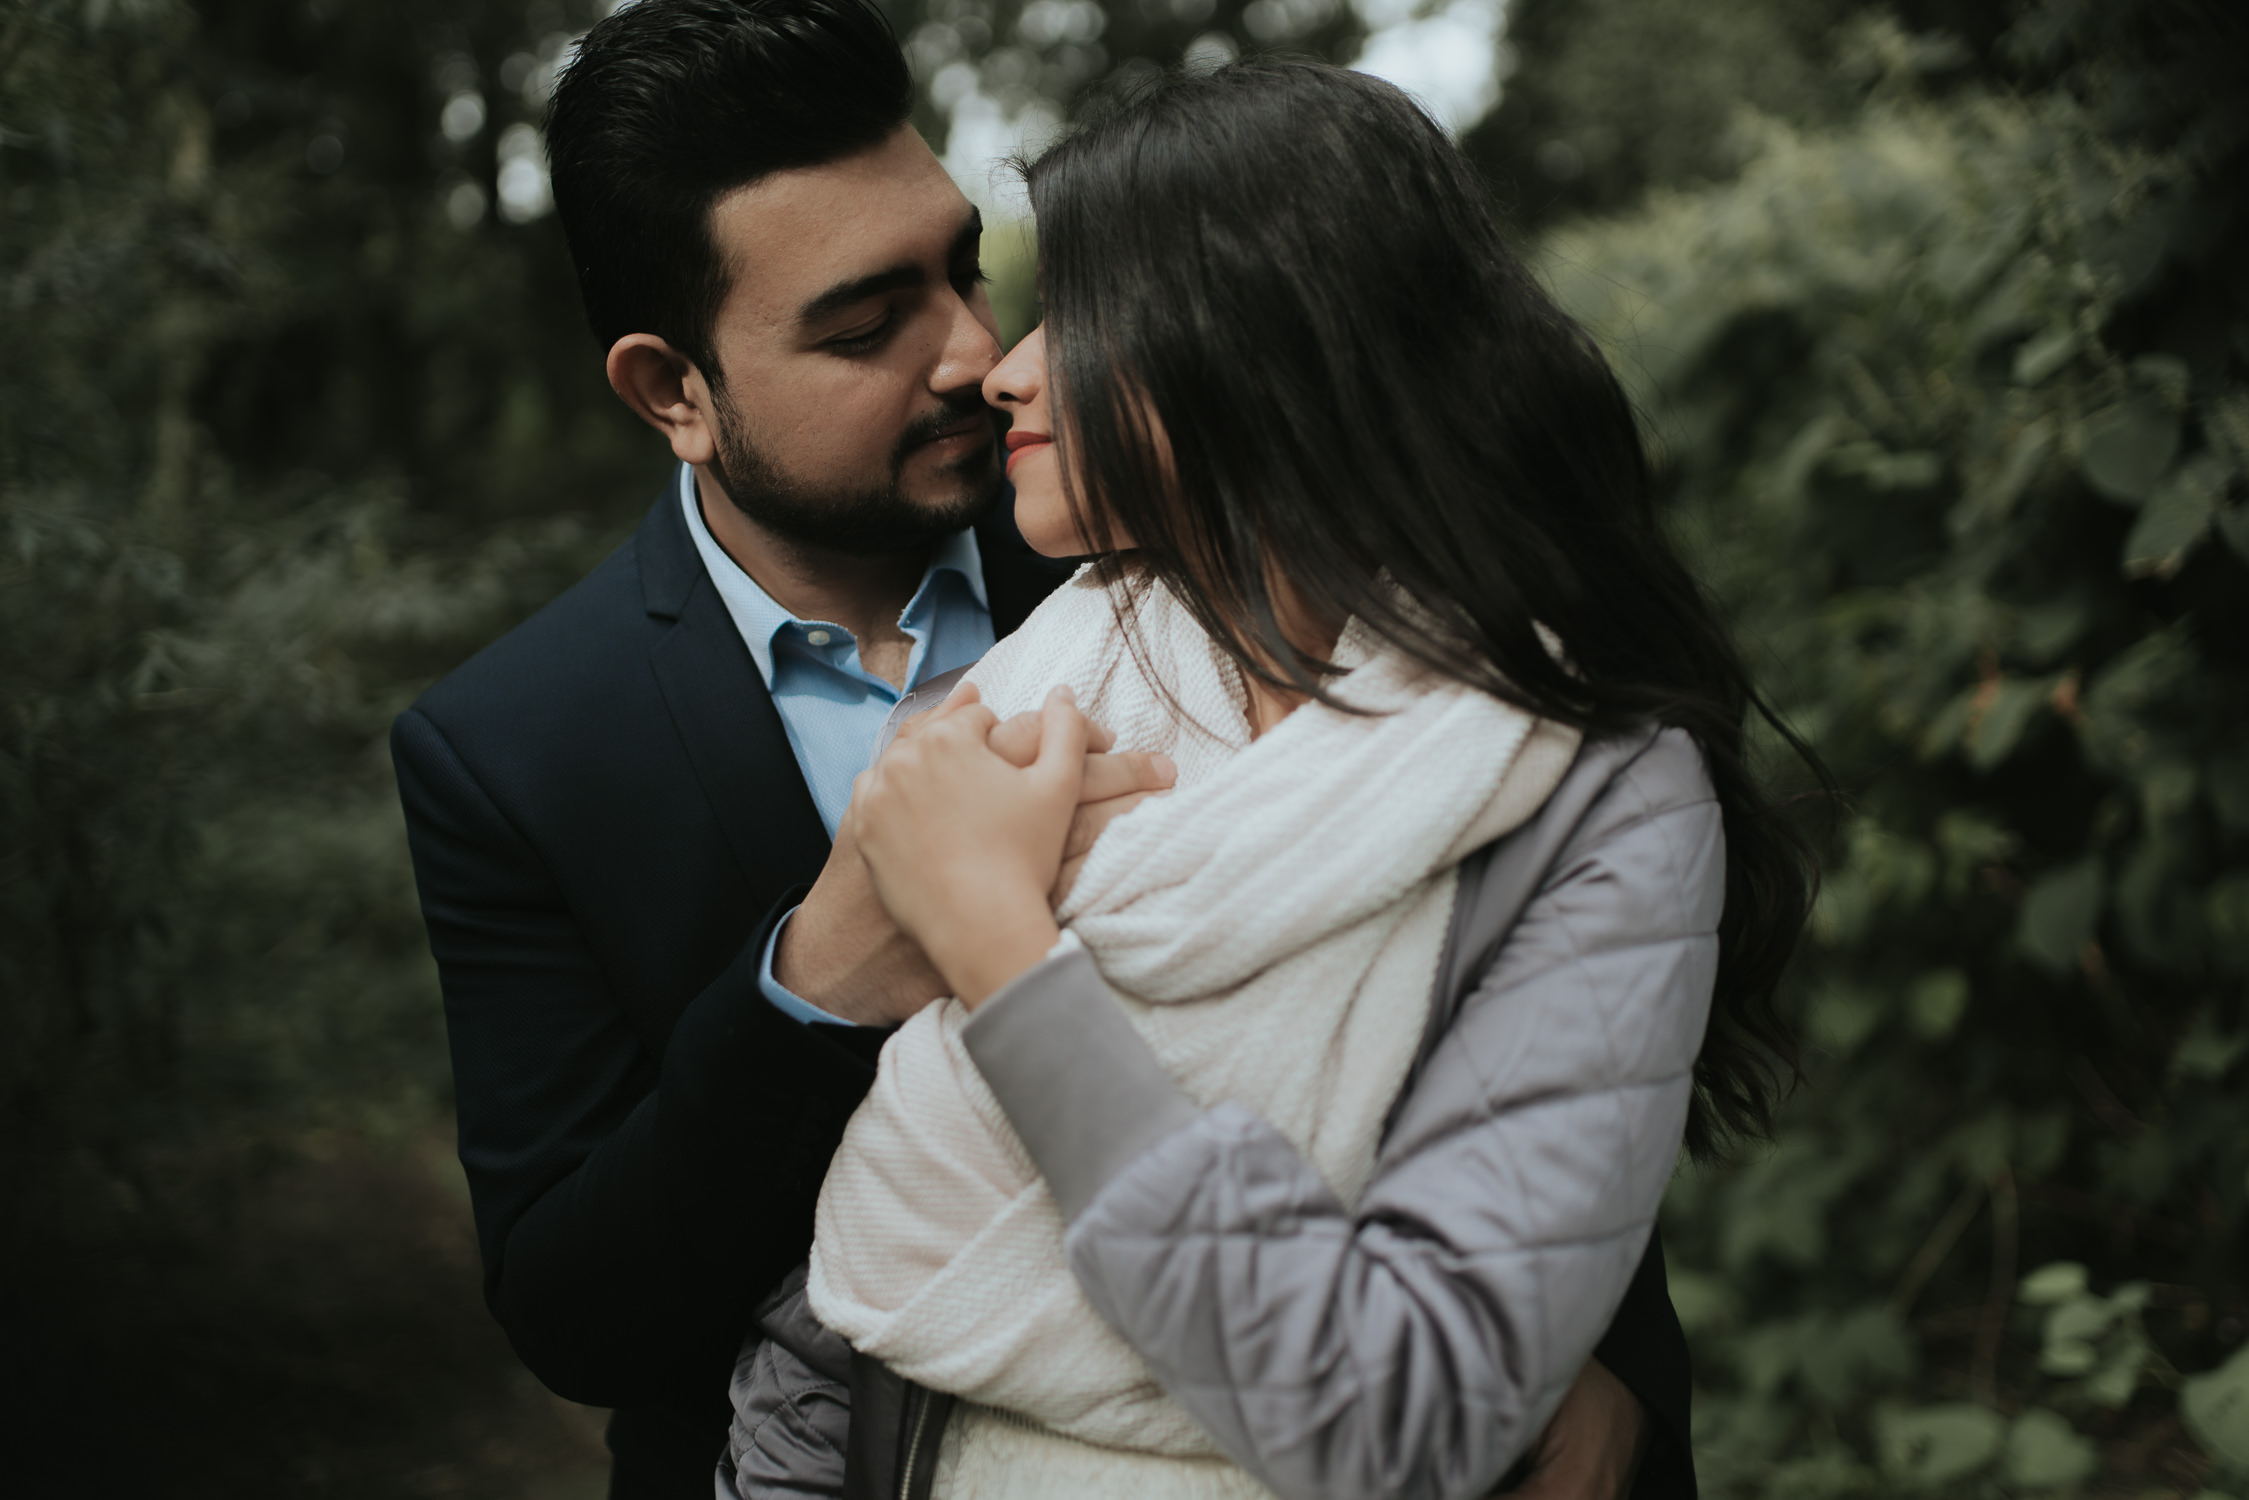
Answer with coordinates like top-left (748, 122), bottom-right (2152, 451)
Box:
top-left (806, 629), bottom-right (832, 647)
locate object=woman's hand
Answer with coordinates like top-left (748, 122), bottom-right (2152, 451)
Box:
top-left (985, 707), bottom-right (1173, 907)
top-left (847, 682), bottom-right (1089, 1007)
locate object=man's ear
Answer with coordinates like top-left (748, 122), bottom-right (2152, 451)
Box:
top-left (606, 334), bottom-right (720, 467)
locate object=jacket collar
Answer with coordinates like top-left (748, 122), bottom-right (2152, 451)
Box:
top-left (636, 469), bottom-right (706, 622)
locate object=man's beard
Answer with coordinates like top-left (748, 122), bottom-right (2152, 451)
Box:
top-left (705, 387), bottom-right (1002, 556)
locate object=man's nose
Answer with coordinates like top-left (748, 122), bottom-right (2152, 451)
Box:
top-left (931, 291), bottom-right (1003, 399)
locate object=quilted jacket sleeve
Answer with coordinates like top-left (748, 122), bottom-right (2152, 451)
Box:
top-left (960, 729), bottom-right (1724, 1500)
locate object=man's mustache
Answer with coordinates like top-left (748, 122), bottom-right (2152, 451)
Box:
top-left (894, 395), bottom-right (999, 461)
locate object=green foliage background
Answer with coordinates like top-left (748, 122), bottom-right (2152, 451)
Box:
top-left (3, 0), bottom-right (2244, 1492)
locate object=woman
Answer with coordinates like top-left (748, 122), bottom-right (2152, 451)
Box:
top-left (724, 58), bottom-right (1814, 1500)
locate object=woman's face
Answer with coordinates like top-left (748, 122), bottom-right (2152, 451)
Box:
top-left (983, 323), bottom-right (1130, 558)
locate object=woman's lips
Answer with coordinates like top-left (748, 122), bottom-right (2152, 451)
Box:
top-left (1005, 431), bottom-right (1052, 475)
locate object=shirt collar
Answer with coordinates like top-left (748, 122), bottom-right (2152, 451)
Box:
top-left (677, 463), bottom-right (989, 685)
top-left (927, 524), bottom-right (990, 612)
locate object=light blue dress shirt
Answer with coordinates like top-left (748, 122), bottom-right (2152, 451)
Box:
top-left (677, 464), bottom-right (995, 1024)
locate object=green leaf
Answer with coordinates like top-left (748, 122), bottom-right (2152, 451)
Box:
top-left (2006, 1408), bottom-right (2098, 1487)
top-left (1876, 1403), bottom-right (2005, 1486)
top-left (1666, 1268), bottom-right (1739, 1334)
top-left (2079, 394), bottom-right (2181, 504)
top-left (2015, 593), bottom-right (2088, 663)
top-left (1810, 983), bottom-right (1884, 1057)
top-left (2085, 1325), bottom-right (2152, 1407)
top-left (2042, 1291), bottom-right (2127, 1376)
top-left (2173, 1011), bottom-right (2249, 1080)
top-left (2019, 1261), bottom-right (2089, 1305)
top-left (1906, 968), bottom-right (1969, 1039)
top-left (1959, 417), bottom-right (2060, 531)
top-left (2013, 325), bottom-right (2079, 386)
top-left (2123, 451), bottom-right (2234, 578)
top-left (2018, 858), bottom-right (2103, 975)
top-left (2184, 1345), bottom-right (2249, 1474)
top-left (1967, 675), bottom-right (2052, 770)
top-left (2131, 352), bottom-right (2194, 398)
top-left (2219, 501), bottom-right (2249, 562)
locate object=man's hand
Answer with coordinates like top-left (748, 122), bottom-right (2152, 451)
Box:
top-left (772, 788), bottom-right (947, 1026)
top-left (1509, 1358), bottom-right (1648, 1500)
top-left (772, 686), bottom-right (1174, 1025)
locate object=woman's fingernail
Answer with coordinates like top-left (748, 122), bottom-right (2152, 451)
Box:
top-left (1153, 753), bottom-right (1176, 783)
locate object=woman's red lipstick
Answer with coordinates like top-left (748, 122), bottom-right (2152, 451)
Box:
top-left (1004, 430), bottom-right (1052, 476)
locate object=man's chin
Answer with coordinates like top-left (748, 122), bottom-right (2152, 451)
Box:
top-left (821, 483), bottom-right (1000, 557)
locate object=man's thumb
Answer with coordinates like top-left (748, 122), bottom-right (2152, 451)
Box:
top-left (1033, 685), bottom-right (1089, 787)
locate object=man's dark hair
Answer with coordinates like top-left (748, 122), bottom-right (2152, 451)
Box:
top-left (544, 0), bottom-right (913, 381)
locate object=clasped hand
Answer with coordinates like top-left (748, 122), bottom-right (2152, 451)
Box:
top-left (851, 683), bottom-right (1157, 1007)
top-left (774, 684), bottom-right (1172, 1023)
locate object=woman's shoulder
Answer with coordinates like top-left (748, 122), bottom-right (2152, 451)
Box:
top-left (1439, 724), bottom-right (1723, 1002)
top-left (1565, 723), bottom-right (1719, 836)
top-left (1501, 722), bottom-right (1717, 871)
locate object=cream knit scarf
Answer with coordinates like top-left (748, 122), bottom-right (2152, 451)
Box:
top-left (807, 564), bottom-right (1579, 1477)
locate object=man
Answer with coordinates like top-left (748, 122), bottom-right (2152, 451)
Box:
top-left (391, 2), bottom-right (1689, 1495)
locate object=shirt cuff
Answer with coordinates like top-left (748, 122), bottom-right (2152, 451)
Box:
top-left (758, 907), bottom-right (853, 1027)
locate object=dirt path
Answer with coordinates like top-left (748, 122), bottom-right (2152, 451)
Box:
top-left (3, 1125), bottom-right (610, 1498)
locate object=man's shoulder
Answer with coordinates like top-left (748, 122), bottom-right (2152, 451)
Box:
top-left (405, 526), bottom-right (656, 742)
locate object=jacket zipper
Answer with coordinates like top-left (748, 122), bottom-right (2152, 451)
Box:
top-left (896, 1386), bottom-right (934, 1500)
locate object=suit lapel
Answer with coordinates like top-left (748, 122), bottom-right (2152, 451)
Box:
top-left (638, 483), bottom-right (831, 895)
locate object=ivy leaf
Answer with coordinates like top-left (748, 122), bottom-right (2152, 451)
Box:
top-left (2006, 1408), bottom-right (2099, 1487)
top-left (1967, 675), bottom-right (2053, 770)
top-left (2086, 1325), bottom-right (2153, 1407)
top-left (2012, 325), bottom-right (2079, 386)
top-left (1877, 1403), bottom-right (2005, 1486)
top-left (2020, 1261), bottom-right (2090, 1304)
top-left (2019, 858), bottom-right (2104, 974)
top-left (1907, 969), bottom-right (1969, 1038)
top-left (2124, 451), bottom-right (2235, 578)
top-left (2172, 1012), bottom-right (2249, 1080)
top-left (2079, 395), bottom-right (2181, 504)
top-left (2183, 1345), bottom-right (2249, 1474)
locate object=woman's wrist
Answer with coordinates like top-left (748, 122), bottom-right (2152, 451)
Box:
top-left (930, 898), bottom-right (1062, 1008)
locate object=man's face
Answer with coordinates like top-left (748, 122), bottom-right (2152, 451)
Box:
top-left (699, 125), bottom-right (1004, 555)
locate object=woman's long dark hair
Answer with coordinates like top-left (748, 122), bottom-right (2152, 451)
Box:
top-left (1025, 58), bottom-right (1820, 1161)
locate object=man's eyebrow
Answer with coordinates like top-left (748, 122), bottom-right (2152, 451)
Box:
top-left (795, 208), bottom-right (985, 328)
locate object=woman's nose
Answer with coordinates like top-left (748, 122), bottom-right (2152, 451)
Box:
top-left (981, 323), bottom-right (1047, 411)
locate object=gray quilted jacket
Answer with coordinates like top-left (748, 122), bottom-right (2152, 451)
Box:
top-left (721, 726), bottom-right (1722, 1500)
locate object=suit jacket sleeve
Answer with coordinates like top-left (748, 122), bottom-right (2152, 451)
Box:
top-left (959, 730), bottom-right (1720, 1500)
top-left (392, 705), bottom-right (882, 1410)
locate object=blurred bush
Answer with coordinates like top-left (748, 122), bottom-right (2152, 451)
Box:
top-left (5, 0), bottom-right (2246, 1493)
top-left (1538, 2), bottom-right (2249, 1492)
top-left (2, 0), bottom-right (652, 1175)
